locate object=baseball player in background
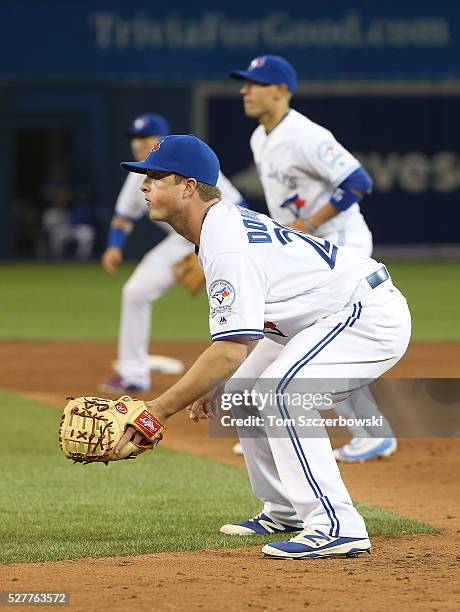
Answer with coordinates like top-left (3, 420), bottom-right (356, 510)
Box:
top-left (228, 55), bottom-right (397, 463)
top-left (115, 134), bottom-right (411, 559)
top-left (101, 114), bottom-right (244, 393)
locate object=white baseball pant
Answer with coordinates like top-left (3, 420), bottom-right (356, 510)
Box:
top-left (322, 220), bottom-right (394, 438)
top-left (117, 232), bottom-right (194, 388)
top-left (226, 281), bottom-right (411, 535)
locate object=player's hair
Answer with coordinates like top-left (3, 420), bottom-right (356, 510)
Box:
top-left (173, 174), bottom-right (221, 202)
top-left (196, 181), bottom-right (221, 202)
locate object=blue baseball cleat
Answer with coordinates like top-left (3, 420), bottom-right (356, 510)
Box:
top-left (99, 376), bottom-right (149, 394)
top-left (334, 437), bottom-right (397, 463)
top-left (220, 512), bottom-right (302, 536)
top-left (262, 528), bottom-right (371, 559)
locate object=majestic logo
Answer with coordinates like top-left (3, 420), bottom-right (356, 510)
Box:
top-left (249, 56), bottom-right (266, 70)
top-left (219, 316), bottom-right (228, 325)
top-left (134, 410), bottom-right (161, 438)
top-left (209, 279), bottom-right (235, 318)
top-left (115, 402), bottom-right (128, 414)
top-left (280, 193), bottom-right (306, 219)
top-left (150, 139), bottom-right (165, 153)
top-left (264, 321), bottom-right (287, 338)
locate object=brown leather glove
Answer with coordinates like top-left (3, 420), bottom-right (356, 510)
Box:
top-left (59, 396), bottom-right (165, 464)
top-left (172, 253), bottom-right (205, 295)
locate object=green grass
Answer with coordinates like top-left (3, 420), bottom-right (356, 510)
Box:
top-left (386, 261), bottom-right (460, 341)
top-left (0, 262), bottom-right (209, 340)
top-left (353, 502), bottom-right (438, 538)
top-left (0, 261), bottom-right (459, 341)
top-left (0, 389), bottom-right (438, 563)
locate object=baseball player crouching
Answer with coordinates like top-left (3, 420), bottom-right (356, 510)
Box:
top-left (100, 114), bottom-right (244, 393)
top-left (229, 55), bottom-right (397, 463)
top-left (114, 134), bottom-right (411, 559)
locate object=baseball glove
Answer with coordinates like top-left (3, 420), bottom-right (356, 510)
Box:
top-left (172, 253), bottom-right (205, 295)
top-left (59, 395), bottom-right (165, 464)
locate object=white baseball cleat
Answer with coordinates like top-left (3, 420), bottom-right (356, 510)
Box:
top-left (232, 442), bottom-right (244, 455)
top-left (262, 528), bottom-right (371, 559)
top-left (220, 512), bottom-right (302, 536)
top-left (334, 437), bottom-right (397, 463)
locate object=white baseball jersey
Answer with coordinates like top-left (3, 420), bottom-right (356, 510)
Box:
top-left (250, 109), bottom-right (363, 234)
top-left (199, 201), bottom-right (381, 344)
top-left (115, 171), bottom-right (244, 233)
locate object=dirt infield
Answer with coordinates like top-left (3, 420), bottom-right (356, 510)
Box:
top-left (1, 340), bottom-right (459, 611)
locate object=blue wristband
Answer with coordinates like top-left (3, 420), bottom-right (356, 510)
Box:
top-left (331, 166), bottom-right (373, 211)
top-left (340, 167), bottom-right (373, 194)
top-left (108, 227), bottom-right (129, 249)
top-left (330, 187), bottom-right (361, 212)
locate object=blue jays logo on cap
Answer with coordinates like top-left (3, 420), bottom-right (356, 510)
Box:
top-left (126, 113), bottom-right (170, 138)
top-left (249, 56), bottom-right (266, 70)
top-left (134, 117), bottom-right (149, 131)
top-left (151, 139), bottom-right (165, 153)
top-left (120, 134), bottom-right (220, 186)
top-left (229, 55), bottom-right (297, 93)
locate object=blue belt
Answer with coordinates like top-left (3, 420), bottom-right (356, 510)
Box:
top-left (366, 265), bottom-right (390, 289)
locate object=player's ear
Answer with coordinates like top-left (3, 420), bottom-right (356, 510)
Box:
top-left (183, 177), bottom-right (198, 197)
top-left (272, 83), bottom-right (287, 100)
top-left (276, 83), bottom-right (291, 100)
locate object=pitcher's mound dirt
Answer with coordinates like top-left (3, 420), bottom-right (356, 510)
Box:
top-left (0, 340), bottom-right (459, 611)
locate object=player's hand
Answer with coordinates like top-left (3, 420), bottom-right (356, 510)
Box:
top-left (188, 396), bottom-right (218, 422)
top-left (290, 219), bottom-right (317, 236)
top-left (144, 400), bottom-right (170, 427)
top-left (114, 425), bottom-right (151, 457)
top-left (101, 247), bottom-right (123, 275)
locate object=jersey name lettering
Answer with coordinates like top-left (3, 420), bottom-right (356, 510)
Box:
top-left (238, 206), bottom-right (272, 244)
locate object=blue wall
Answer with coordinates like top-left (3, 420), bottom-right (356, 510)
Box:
top-left (0, 1), bottom-right (457, 80)
top-left (0, 1), bottom-right (458, 257)
top-left (207, 91), bottom-right (459, 245)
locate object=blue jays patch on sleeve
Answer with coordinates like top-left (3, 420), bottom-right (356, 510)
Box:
top-left (316, 141), bottom-right (345, 169)
top-left (209, 279), bottom-right (236, 318)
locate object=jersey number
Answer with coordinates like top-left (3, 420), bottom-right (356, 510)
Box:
top-left (240, 208), bottom-right (337, 270)
top-left (272, 221), bottom-right (337, 270)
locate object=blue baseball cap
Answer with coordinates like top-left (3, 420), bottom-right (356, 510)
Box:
top-left (229, 55), bottom-right (297, 93)
top-left (121, 134), bottom-right (220, 186)
top-left (126, 113), bottom-right (170, 138)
